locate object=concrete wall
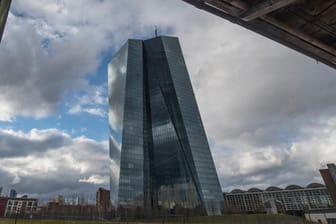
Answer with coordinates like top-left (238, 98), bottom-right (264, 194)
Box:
top-left (305, 211), bottom-right (336, 224)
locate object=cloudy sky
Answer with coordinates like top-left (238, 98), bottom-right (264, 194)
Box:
top-left (1, 0), bottom-right (336, 201)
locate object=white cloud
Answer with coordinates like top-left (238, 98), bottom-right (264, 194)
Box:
top-left (215, 116), bottom-right (336, 191)
top-left (68, 104), bottom-right (106, 117)
top-left (67, 86), bottom-right (107, 117)
top-left (12, 175), bottom-right (21, 185)
top-left (1, 0), bottom-right (335, 194)
top-left (83, 108), bottom-right (106, 117)
top-left (68, 104), bottom-right (81, 114)
top-left (79, 175), bottom-right (109, 185)
top-left (0, 128), bottom-right (109, 198)
top-left (81, 86), bottom-right (106, 105)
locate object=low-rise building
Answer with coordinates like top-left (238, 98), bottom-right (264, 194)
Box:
top-left (0, 197), bottom-right (8, 217)
top-left (37, 202), bottom-right (99, 219)
top-left (305, 209), bottom-right (336, 224)
top-left (223, 183), bottom-right (333, 214)
top-left (96, 188), bottom-right (110, 212)
top-left (4, 196), bottom-right (38, 217)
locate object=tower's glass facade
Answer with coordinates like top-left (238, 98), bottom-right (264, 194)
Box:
top-left (109, 36), bottom-right (224, 215)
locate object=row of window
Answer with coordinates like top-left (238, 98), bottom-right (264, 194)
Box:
top-left (225, 189), bottom-right (333, 212)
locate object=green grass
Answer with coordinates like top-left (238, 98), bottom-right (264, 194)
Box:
top-left (0, 214), bottom-right (317, 224)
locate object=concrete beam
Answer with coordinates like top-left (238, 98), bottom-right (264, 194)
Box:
top-left (241, 0), bottom-right (297, 21)
top-left (0, 0), bottom-right (12, 43)
top-left (182, 0), bottom-right (336, 69)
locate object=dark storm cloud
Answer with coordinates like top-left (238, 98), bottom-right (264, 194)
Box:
top-left (188, 31), bottom-right (336, 189)
top-left (189, 32), bottom-right (336, 148)
top-left (0, 129), bottom-right (109, 199)
top-left (219, 154), bottom-right (325, 192)
top-left (0, 129), bottom-right (71, 158)
top-left (0, 170), bottom-right (13, 186)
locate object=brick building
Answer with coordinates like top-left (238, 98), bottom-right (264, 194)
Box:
top-left (0, 197), bottom-right (8, 217)
top-left (320, 163), bottom-right (336, 205)
top-left (96, 188), bottom-right (110, 212)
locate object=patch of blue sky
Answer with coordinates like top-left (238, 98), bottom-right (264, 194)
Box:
top-left (0, 106), bottom-right (108, 142)
top-left (60, 110), bottom-right (108, 141)
top-left (57, 98), bottom-right (108, 141)
top-left (41, 38), bottom-right (50, 49)
top-left (88, 49), bottom-right (115, 86)
top-left (56, 49), bottom-right (112, 141)
top-left (0, 115), bottom-right (61, 133)
top-left (1, 28), bottom-right (178, 142)
top-left (278, 127), bottom-right (304, 147)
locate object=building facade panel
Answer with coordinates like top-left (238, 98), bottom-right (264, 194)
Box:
top-left (108, 42), bottom-right (128, 205)
top-left (144, 37), bottom-right (203, 212)
top-left (160, 36), bottom-right (224, 215)
top-left (109, 36), bottom-right (223, 216)
top-left (109, 40), bottom-right (145, 206)
top-left (3, 197), bottom-right (38, 217)
top-left (223, 185), bottom-right (333, 214)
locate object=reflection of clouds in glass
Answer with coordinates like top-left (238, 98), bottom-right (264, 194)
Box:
top-left (110, 159), bottom-right (120, 204)
top-left (108, 44), bottom-right (128, 130)
top-left (109, 135), bottom-right (121, 164)
top-left (120, 65), bottom-right (126, 74)
top-left (109, 135), bottom-right (121, 204)
top-left (108, 45), bottom-right (128, 205)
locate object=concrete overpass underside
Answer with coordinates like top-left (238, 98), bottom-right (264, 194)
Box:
top-left (183, 0), bottom-right (336, 70)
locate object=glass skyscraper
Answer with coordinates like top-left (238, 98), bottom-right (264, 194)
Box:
top-left (108, 36), bottom-right (223, 216)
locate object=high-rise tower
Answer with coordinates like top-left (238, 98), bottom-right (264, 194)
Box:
top-left (108, 36), bottom-right (223, 215)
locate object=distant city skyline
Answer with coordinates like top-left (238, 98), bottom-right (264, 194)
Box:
top-left (0, 0), bottom-right (336, 200)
